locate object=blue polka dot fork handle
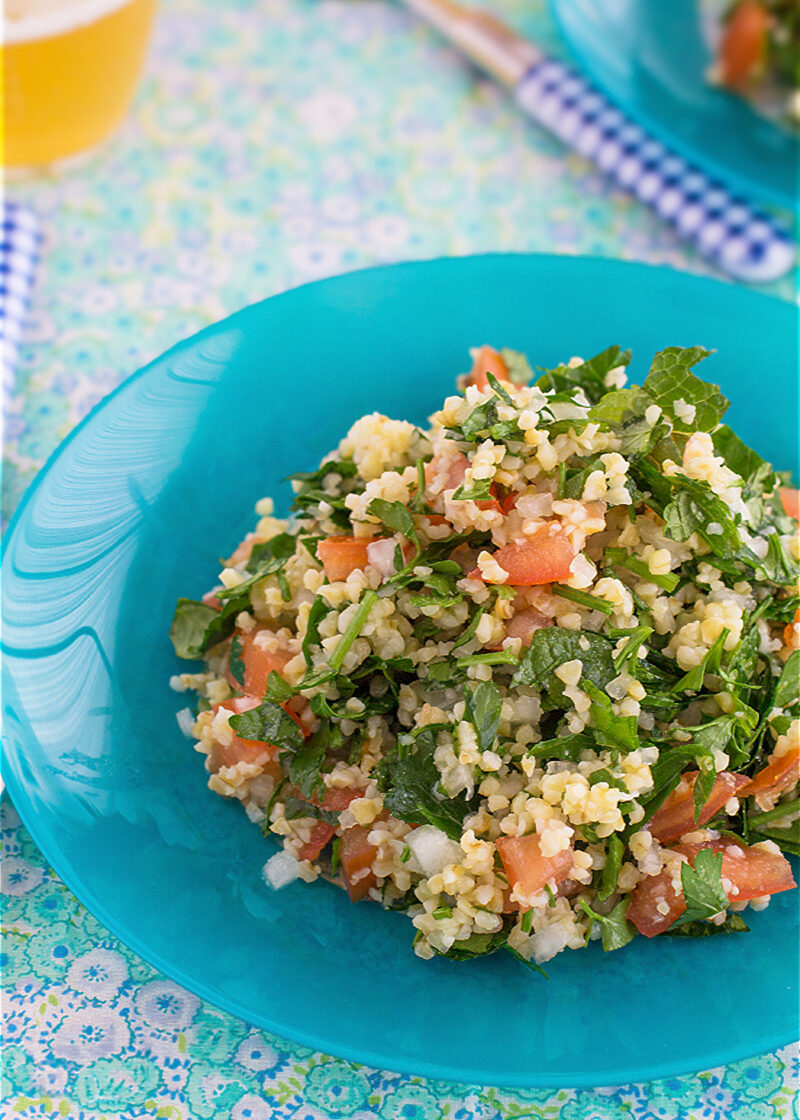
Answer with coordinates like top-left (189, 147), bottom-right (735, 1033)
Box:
top-left (401, 0), bottom-right (795, 283)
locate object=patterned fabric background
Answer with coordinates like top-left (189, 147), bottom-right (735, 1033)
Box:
top-left (2, 0), bottom-right (797, 1117)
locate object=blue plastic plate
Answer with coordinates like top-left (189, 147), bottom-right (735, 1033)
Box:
top-left (2, 256), bottom-right (798, 1088)
top-left (548, 0), bottom-right (798, 211)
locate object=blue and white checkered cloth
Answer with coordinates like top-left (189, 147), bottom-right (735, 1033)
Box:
top-left (516, 58), bottom-right (795, 283)
top-left (1, 201), bottom-right (40, 393)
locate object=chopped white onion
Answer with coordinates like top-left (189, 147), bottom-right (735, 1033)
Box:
top-left (367, 536), bottom-right (400, 580)
top-left (262, 850), bottom-right (301, 890)
top-left (175, 708), bottom-right (196, 738)
top-left (404, 825), bottom-right (463, 877)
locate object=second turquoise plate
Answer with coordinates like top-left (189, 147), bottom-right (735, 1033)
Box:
top-left (549, 0), bottom-right (798, 212)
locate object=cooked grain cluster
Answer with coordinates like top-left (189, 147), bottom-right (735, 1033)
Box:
top-left (171, 344), bottom-right (799, 968)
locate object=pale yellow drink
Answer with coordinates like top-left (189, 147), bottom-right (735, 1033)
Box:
top-left (4, 0), bottom-right (156, 169)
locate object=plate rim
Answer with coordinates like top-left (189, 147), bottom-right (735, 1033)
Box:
top-left (548, 0), bottom-right (798, 211)
top-left (2, 252), bottom-right (797, 1088)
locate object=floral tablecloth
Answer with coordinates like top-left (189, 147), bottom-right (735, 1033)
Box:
top-left (2, 0), bottom-right (797, 1116)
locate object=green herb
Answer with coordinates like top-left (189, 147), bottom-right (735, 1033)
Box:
top-left (464, 680), bottom-right (503, 752)
top-left (526, 733), bottom-right (594, 762)
top-left (553, 584), bottom-right (614, 616)
top-left (578, 898), bottom-right (635, 951)
top-left (438, 927), bottom-right (510, 961)
top-left (606, 548), bottom-right (680, 592)
top-left (264, 670), bottom-right (295, 702)
top-left (536, 345), bottom-right (631, 404)
top-left (330, 837), bottom-right (342, 874)
top-left (377, 726), bottom-right (475, 840)
top-left (367, 498), bottom-right (419, 551)
top-left (512, 628), bottom-right (615, 691)
top-left (664, 913), bottom-right (749, 938)
top-left (170, 597), bottom-right (236, 659)
top-left (612, 626), bottom-right (654, 674)
top-left (433, 905), bottom-right (453, 920)
top-left (504, 945), bottom-right (548, 977)
top-left (673, 629), bottom-right (728, 693)
top-left (288, 720), bottom-right (343, 800)
top-left (451, 604), bottom-right (487, 651)
top-left (228, 635), bottom-right (246, 688)
top-left (456, 651), bottom-right (519, 668)
top-left (500, 348), bottom-right (534, 386)
top-left (661, 476), bottom-right (741, 559)
top-left (520, 908), bottom-right (533, 933)
top-left (747, 798), bottom-right (800, 829)
top-left (674, 848), bottom-right (729, 926)
top-left (229, 699), bottom-right (305, 751)
top-left (583, 681), bottom-right (639, 752)
top-left (328, 590), bottom-right (378, 673)
top-left (218, 532), bottom-right (298, 600)
top-left (597, 833), bottom-right (624, 902)
top-left (452, 477), bottom-right (494, 501)
top-left (400, 844), bottom-right (411, 863)
top-left (589, 385), bottom-right (666, 456)
top-left (642, 346), bottom-right (726, 432)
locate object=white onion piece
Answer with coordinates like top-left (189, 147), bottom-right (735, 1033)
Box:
top-left (404, 825), bottom-right (463, 877)
top-left (175, 708), bottom-right (196, 738)
top-left (367, 537), bottom-right (400, 580)
top-left (262, 851), bottom-right (301, 890)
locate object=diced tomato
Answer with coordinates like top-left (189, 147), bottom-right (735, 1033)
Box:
top-left (465, 345), bottom-right (509, 393)
top-left (427, 451), bottom-right (503, 513)
top-left (202, 589), bottom-right (221, 609)
top-left (784, 608), bottom-right (800, 651)
top-left (627, 838), bottom-right (796, 938)
top-left (718, 0), bottom-right (770, 88)
top-left (227, 629), bottom-right (292, 697)
top-left (297, 821), bottom-right (336, 863)
top-left (780, 487), bottom-right (799, 521)
top-left (470, 528), bottom-right (575, 586)
top-left (504, 607), bottom-right (552, 647)
top-left (316, 786), bottom-right (362, 812)
top-left (317, 536), bottom-right (375, 582)
top-left (740, 746), bottom-right (800, 810)
top-left (496, 833), bottom-right (574, 900)
top-left (340, 824), bottom-right (378, 901)
top-left (648, 771), bottom-right (750, 843)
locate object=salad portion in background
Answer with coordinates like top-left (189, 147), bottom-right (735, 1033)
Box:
top-left (706, 0), bottom-right (799, 125)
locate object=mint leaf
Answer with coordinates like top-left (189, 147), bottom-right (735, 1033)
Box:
top-left (589, 386), bottom-right (664, 456)
top-left (643, 346), bottom-right (727, 432)
top-left (512, 628), bottom-right (615, 691)
top-left (537, 345), bottom-right (631, 404)
top-left (579, 898), bottom-right (635, 951)
top-left (288, 720), bottom-right (342, 800)
top-left (675, 847), bottom-right (730, 925)
top-left (377, 725), bottom-right (475, 839)
top-left (367, 498), bottom-right (417, 544)
top-left (661, 475), bottom-right (741, 558)
top-left (229, 699), bottom-right (305, 751)
top-left (465, 680), bottom-right (502, 753)
top-left (169, 596), bottom-right (242, 658)
top-left (169, 598), bottom-right (221, 659)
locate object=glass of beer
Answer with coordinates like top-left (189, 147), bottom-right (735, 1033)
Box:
top-left (4, 0), bottom-right (157, 170)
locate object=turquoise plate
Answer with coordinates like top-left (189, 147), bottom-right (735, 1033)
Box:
top-left (548, 0), bottom-right (798, 211)
top-left (2, 256), bottom-right (798, 1088)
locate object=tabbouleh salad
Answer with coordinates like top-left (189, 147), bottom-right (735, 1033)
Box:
top-left (170, 343), bottom-right (799, 969)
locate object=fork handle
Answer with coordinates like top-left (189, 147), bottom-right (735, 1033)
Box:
top-left (515, 58), bottom-right (794, 283)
